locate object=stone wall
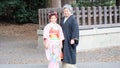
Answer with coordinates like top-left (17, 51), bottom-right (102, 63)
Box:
top-left (37, 27), bottom-right (120, 52)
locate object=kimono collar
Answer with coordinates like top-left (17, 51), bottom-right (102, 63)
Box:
top-left (64, 15), bottom-right (72, 23)
top-left (49, 22), bottom-right (57, 26)
top-left (65, 14), bottom-right (72, 19)
top-left (50, 22), bottom-right (57, 25)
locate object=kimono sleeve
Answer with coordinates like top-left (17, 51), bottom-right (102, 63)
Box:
top-left (43, 25), bottom-right (49, 39)
top-left (71, 17), bottom-right (79, 44)
top-left (58, 26), bottom-right (64, 40)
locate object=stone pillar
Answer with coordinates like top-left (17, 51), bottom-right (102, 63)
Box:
top-left (37, 30), bottom-right (44, 50)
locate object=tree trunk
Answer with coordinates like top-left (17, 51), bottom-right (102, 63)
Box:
top-left (116, 0), bottom-right (120, 6)
top-left (48, 0), bottom-right (61, 8)
top-left (61, 0), bottom-right (76, 7)
top-left (90, 0), bottom-right (94, 7)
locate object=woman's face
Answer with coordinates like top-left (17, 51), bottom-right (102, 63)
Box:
top-left (63, 8), bottom-right (71, 18)
top-left (50, 15), bottom-right (57, 23)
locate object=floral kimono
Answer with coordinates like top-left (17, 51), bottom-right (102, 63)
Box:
top-left (43, 23), bottom-right (64, 62)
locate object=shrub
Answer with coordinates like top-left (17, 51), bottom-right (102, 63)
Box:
top-left (0, 0), bottom-right (47, 24)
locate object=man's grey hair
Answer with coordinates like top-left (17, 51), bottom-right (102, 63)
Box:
top-left (63, 4), bottom-right (73, 14)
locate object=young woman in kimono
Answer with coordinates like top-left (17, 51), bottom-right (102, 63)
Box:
top-left (60, 4), bottom-right (79, 68)
top-left (43, 11), bottom-right (64, 68)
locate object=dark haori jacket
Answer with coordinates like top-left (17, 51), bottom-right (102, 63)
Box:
top-left (60, 15), bottom-right (79, 64)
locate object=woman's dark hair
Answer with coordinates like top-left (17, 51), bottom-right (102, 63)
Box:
top-left (48, 11), bottom-right (58, 19)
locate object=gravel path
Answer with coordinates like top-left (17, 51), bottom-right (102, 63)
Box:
top-left (0, 36), bottom-right (120, 64)
top-left (0, 23), bottom-right (120, 64)
top-left (77, 46), bottom-right (120, 63)
top-left (0, 36), bottom-right (47, 64)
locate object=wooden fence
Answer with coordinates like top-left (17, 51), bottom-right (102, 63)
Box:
top-left (38, 6), bottom-right (120, 30)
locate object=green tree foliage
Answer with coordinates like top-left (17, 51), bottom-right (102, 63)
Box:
top-left (0, 0), bottom-right (47, 24)
top-left (76, 0), bottom-right (116, 7)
